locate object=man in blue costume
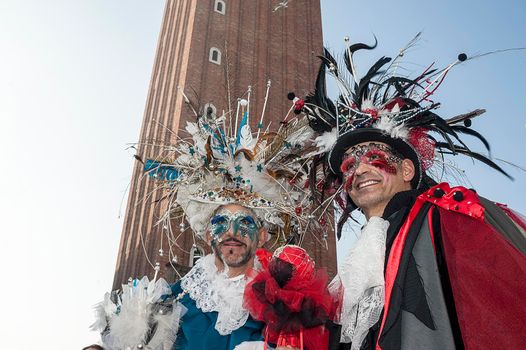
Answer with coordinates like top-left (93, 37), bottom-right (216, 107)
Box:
top-left (94, 201), bottom-right (301, 350)
top-left (93, 86), bottom-right (319, 349)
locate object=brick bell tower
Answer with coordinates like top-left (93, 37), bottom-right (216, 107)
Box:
top-left (113, 0), bottom-right (336, 289)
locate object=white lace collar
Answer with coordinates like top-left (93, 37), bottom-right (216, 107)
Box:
top-left (330, 216), bottom-right (389, 348)
top-left (180, 254), bottom-right (250, 335)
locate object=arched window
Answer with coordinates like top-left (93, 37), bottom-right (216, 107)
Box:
top-left (214, 0), bottom-right (226, 14)
top-left (204, 103), bottom-right (217, 119)
top-left (189, 245), bottom-right (205, 267)
top-left (209, 47), bottom-right (221, 65)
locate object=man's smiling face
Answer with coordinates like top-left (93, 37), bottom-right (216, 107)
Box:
top-left (341, 142), bottom-right (415, 218)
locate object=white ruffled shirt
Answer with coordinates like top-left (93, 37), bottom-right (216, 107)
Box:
top-left (330, 216), bottom-right (389, 349)
top-left (180, 254), bottom-right (250, 335)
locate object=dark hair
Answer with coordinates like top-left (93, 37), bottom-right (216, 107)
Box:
top-left (82, 345), bottom-right (104, 350)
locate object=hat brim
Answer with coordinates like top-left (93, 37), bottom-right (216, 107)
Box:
top-left (328, 128), bottom-right (422, 189)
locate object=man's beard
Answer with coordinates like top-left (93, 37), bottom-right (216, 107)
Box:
top-left (213, 238), bottom-right (256, 268)
top-left (353, 192), bottom-right (387, 209)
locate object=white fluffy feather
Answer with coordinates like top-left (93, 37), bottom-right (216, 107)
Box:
top-left (90, 292), bottom-right (116, 332)
top-left (186, 121), bottom-right (208, 156)
top-left (285, 124), bottom-right (315, 147)
top-left (374, 115), bottom-right (409, 140)
top-left (314, 128), bottom-right (339, 153)
top-left (99, 277), bottom-right (173, 350)
top-left (146, 302), bottom-right (186, 350)
top-left (185, 121), bottom-right (199, 136)
top-left (361, 99), bottom-right (375, 110)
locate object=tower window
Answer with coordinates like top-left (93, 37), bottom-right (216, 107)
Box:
top-left (189, 245), bottom-right (205, 267)
top-left (204, 103), bottom-right (217, 118)
top-left (209, 47), bottom-right (221, 65)
top-left (214, 0), bottom-right (226, 14)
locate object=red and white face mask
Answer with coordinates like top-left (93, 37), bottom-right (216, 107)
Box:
top-left (340, 143), bottom-right (403, 191)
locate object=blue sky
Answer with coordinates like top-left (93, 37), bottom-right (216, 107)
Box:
top-left (0, 0), bottom-right (524, 348)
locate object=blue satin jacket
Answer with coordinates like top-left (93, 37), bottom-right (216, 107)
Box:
top-left (170, 282), bottom-right (264, 350)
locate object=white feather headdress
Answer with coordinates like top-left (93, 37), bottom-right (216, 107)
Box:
top-left (140, 82), bottom-right (323, 244)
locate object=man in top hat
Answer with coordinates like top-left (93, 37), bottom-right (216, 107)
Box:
top-left (300, 39), bottom-right (526, 350)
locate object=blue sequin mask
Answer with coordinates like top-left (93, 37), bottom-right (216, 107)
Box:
top-left (209, 210), bottom-right (261, 241)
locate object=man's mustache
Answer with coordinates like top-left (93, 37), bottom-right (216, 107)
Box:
top-left (219, 237), bottom-right (246, 246)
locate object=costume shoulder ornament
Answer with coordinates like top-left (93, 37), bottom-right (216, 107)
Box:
top-left (91, 276), bottom-right (185, 350)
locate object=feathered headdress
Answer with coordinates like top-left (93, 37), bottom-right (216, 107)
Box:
top-left (301, 33), bottom-right (513, 191)
top-left (140, 82), bottom-right (324, 246)
top-left (288, 34), bottom-right (526, 239)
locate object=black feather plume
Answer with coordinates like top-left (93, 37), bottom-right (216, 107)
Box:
top-left (343, 36), bottom-right (378, 77)
top-left (356, 56), bottom-right (392, 103)
top-left (451, 125), bottom-right (491, 152)
top-left (436, 142), bottom-right (512, 179)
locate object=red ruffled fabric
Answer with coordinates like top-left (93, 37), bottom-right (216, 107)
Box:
top-left (245, 247), bottom-right (333, 350)
top-left (256, 248), bottom-right (273, 269)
